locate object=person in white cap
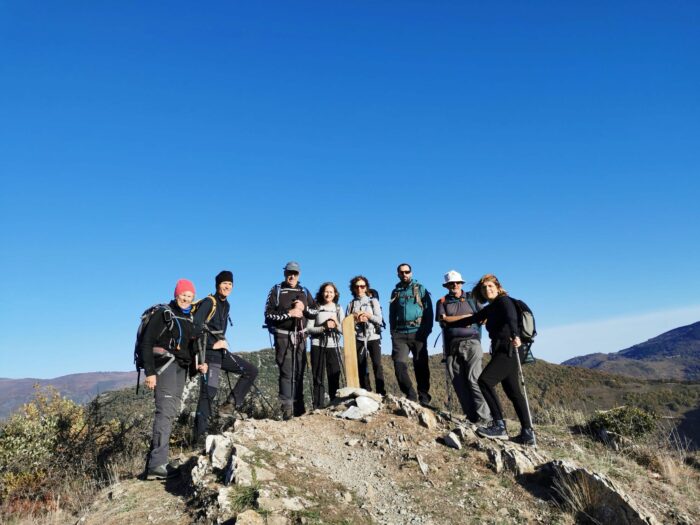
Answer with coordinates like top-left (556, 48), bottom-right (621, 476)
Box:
top-left (436, 270), bottom-right (491, 424)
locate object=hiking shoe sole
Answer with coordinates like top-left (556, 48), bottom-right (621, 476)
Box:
top-left (476, 428), bottom-right (509, 440)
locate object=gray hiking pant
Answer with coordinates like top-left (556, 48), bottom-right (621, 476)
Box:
top-left (148, 362), bottom-right (187, 468)
top-left (447, 338), bottom-right (491, 423)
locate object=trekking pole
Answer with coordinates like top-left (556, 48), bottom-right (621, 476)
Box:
top-left (319, 334), bottom-right (328, 407)
top-left (250, 381), bottom-right (275, 413)
top-left (290, 328), bottom-right (296, 416)
top-left (434, 332), bottom-right (452, 410)
top-left (442, 333), bottom-right (453, 411)
top-left (515, 342), bottom-right (533, 427)
top-left (333, 332), bottom-right (346, 388)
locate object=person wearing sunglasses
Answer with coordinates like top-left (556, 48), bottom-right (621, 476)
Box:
top-left (389, 263), bottom-right (434, 405)
top-left (347, 275), bottom-right (386, 396)
top-left (441, 274), bottom-right (535, 446)
top-left (264, 261), bottom-right (318, 420)
top-left (436, 270), bottom-right (491, 425)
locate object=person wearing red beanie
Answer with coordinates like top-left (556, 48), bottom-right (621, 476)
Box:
top-left (140, 278), bottom-right (207, 480)
top-left (174, 278), bottom-right (196, 298)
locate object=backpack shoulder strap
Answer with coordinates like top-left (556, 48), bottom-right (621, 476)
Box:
top-left (413, 283), bottom-right (424, 309)
top-left (205, 294), bottom-right (217, 323)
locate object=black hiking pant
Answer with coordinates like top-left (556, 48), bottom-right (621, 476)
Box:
top-left (357, 338), bottom-right (386, 395)
top-left (391, 331), bottom-right (431, 405)
top-left (194, 349), bottom-right (259, 440)
top-left (274, 331), bottom-right (307, 418)
top-left (310, 344), bottom-right (343, 409)
top-left (477, 342), bottom-right (532, 429)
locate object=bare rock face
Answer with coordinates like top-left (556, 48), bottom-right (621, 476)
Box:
top-left (335, 388), bottom-right (383, 420)
top-left (235, 509), bottom-right (266, 525)
top-left (453, 425), bottom-right (479, 446)
top-left (443, 432), bottom-right (462, 450)
top-left (483, 444), bottom-right (504, 473)
top-left (386, 395), bottom-right (437, 429)
top-left (541, 460), bottom-right (660, 525)
top-left (207, 432), bottom-right (235, 470)
top-left (501, 445), bottom-right (545, 476)
top-left (335, 387), bottom-right (383, 403)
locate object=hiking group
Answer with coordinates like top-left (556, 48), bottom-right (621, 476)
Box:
top-left (137, 263), bottom-right (536, 480)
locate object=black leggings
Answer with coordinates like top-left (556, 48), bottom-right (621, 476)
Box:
top-left (357, 338), bottom-right (386, 395)
top-left (310, 344), bottom-right (343, 409)
top-left (477, 346), bottom-right (531, 429)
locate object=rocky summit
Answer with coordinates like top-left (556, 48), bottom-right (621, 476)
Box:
top-left (66, 388), bottom-right (698, 525)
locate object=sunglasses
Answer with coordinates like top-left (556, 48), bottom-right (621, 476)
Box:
top-left (354, 284), bottom-right (367, 289)
top-left (398, 270), bottom-right (411, 275)
top-left (446, 282), bottom-right (460, 287)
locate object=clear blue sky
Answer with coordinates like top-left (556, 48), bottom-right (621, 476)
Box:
top-left (2, 1), bottom-right (699, 378)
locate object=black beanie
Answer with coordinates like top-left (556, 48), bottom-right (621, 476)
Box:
top-left (215, 270), bottom-right (234, 287)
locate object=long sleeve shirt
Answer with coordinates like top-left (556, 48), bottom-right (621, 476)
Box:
top-left (307, 303), bottom-right (345, 347)
top-left (466, 295), bottom-right (519, 345)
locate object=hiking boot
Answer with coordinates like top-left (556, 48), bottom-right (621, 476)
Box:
top-left (191, 434), bottom-right (207, 451)
top-left (513, 428), bottom-right (537, 446)
top-left (282, 407), bottom-right (293, 421)
top-left (145, 463), bottom-right (179, 480)
top-left (476, 420), bottom-right (508, 440)
top-left (218, 400), bottom-right (235, 418)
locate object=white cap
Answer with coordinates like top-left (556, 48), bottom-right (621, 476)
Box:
top-left (442, 270), bottom-right (465, 287)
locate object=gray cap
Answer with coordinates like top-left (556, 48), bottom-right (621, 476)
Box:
top-left (284, 261), bottom-right (301, 272)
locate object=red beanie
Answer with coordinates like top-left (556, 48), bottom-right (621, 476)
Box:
top-left (174, 279), bottom-right (196, 297)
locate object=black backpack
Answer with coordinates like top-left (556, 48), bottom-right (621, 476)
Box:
top-left (511, 297), bottom-right (536, 364)
top-left (133, 304), bottom-right (175, 392)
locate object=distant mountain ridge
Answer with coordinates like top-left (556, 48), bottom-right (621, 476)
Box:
top-left (563, 320), bottom-right (700, 381)
top-left (0, 371), bottom-right (136, 419)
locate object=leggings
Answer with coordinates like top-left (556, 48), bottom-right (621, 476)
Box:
top-left (477, 344), bottom-right (531, 429)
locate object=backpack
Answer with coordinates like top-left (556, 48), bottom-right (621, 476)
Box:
top-left (510, 297), bottom-right (536, 364)
top-left (368, 289), bottom-right (387, 333)
top-left (191, 294), bottom-right (218, 325)
top-left (133, 304), bottom-right (176, 392)
top-left (390, 282), bottom-right (426, 326)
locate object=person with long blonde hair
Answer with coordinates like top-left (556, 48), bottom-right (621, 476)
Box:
top-left (440, 274), bottom-right (535, 445)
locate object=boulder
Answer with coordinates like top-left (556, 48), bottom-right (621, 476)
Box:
top-left (454, 425), bottom-right (478, 446)
top-left (444, 432), bottom-right (462, 450)
top-left (355, 396), bottom-right (380, 413)
top-left (207, 433), bottom-right (235, 470)
top-left (541, 460), bottom-right (660, 525)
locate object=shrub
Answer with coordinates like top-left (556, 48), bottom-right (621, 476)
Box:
top-left (0, 386), bottom-right (150, 520)
top-left (587, 405), bottom-right (657, 439)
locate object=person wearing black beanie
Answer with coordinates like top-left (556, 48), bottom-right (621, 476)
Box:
top-left (216, 270), bottom-right (233, 287)
top-left (192, 270), bottom-right (258, 445)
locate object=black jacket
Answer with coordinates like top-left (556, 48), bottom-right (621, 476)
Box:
top-left (193, 294), bottom-right (231, 366)
top-left (140, 300), bottom-right (195, 376)
top-left (466, 295), bottom-right (519, 349)
top-left (264, 281), bottom-right (318, 332)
